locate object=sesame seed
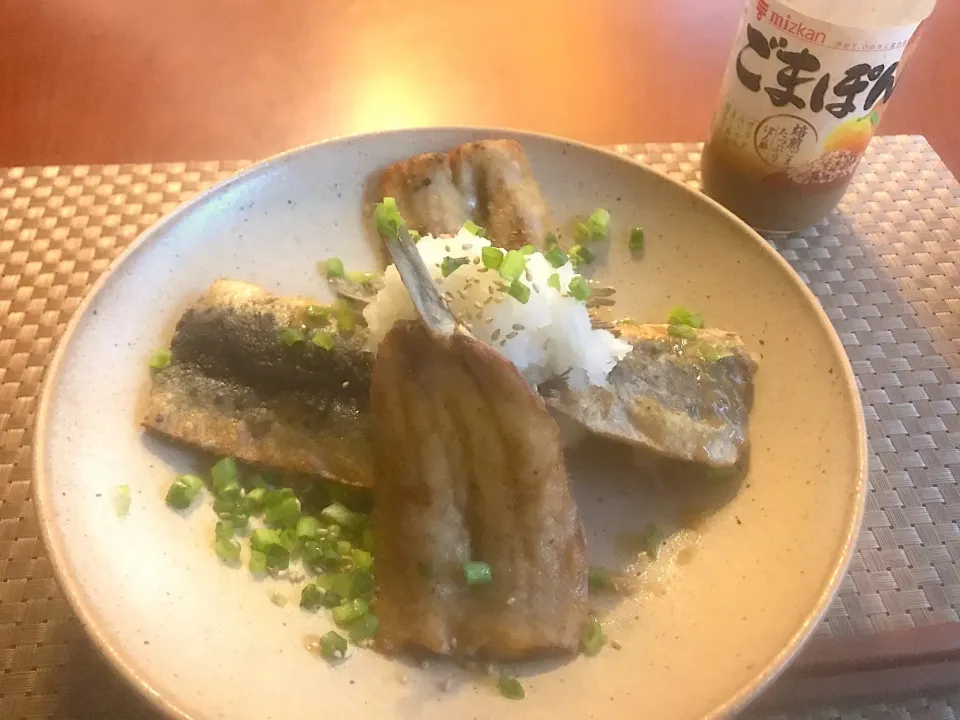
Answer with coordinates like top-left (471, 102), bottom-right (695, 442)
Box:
top-left (342, 381), bottom-right (350, 388)
top-left (492, 329), bottom-right (501, 341)
top-left (611, 639), bottom-right (623, 650)
top-left (486, 317), bottom-right (495, 324)
top-left (506, 331), bottom-right (518, 340)
top-left (462, 243), bottom-right (473, 250)
top-left (473, 257), bottom-right (481, 264)
top-left (421, 660), bottom-right (431, 670)
top-left (444, 245), bottom-right (451, 252)
top-left (488, 285), bottom-right (495, 295)
top-left (457, 290), bottom-right (467, 300)
top-left (474, 301), bottom-right (484, 310)
top-left (398, 673), bottom-right (408, 685)
top-left (506, 596), bottom-right (516, 605)
top-left (532, 283), bottom-right (541, 293)
top-left (499, 339), bottom-right (507, 346)
top-left (512, 324), bottom-right (525, 331)
top-left (478, 266), bottom-right (489, 273)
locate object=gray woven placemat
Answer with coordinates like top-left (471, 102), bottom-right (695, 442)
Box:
top-left (1, 139), bottom-right (958, 718)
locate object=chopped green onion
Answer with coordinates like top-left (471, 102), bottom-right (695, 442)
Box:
top-left (351, 548), bottom-right (373, 571)
top-left (323, 257), bottom-right (345, 279)
top-left (547, 273), bottom-right (561, 291)
top-left (629, 227), bottom-right (645, 251)
top-left (481, 246), bottom-right (504, 270)
top-left (250, 527), bottom-right (281, 552)
top-left (346, 270), bottom-right (375, 284)
top-left (580, 617), bottom-right (606, 656)
top-left (165, 474), bottom-right (204, 510)
top-left (667, 323), bottom-right (697, 341)
top-left (498, 674), bottom-right (525, 700)
top-left (322, 591), bottom-right (343, 609)
top-left (279, 327), bottom-right (305, 346)
top-left (304, 541), bottom-right (343, 572)
top-left (519, 244), bottom-right (536, 255)
top-left (361, 527), bottom-right (375, 553)
top-left (249, 550), bottom-right (267, 573)
top-left (463, 561), bottom-right (493, 586)
top-left (215, 519), bottom-right (235, 541)
top-left (263, 487), bottom-right (296, 509)
top-left (296, 515), bottom-right (321, 540)
top-left (409, 229), bottom-right (421, 243)
top-left (332, 598), bottom-right (369, 627)
top-left (215, 537), bottom-right (241, 563)
top-left (318, 630), bottom-right (348, 660)
top-left (265, 495), bottom-right (301, 528)
top-left (321, 502), bottom-right (361, 528)
top-left (441, 256), bottom-right (470, 277)
top-left (568, 276), bottom-right (591, 302)
top-left (586, 208), bottom-right (611, 241)
top-left (334, 301), bottom-right (356, 333)
top-left (211, 457), bottom-right (239, 496)
top-left (245, 486), bottom-right (267, 512)
top-left (573, 222), bottom-right (591, 244)
top-left (373, 197), bottom-right (404, 241)
top-left (114, 485), bottom-right (131, 517)
top-left (545, 232), bottom-right (559, 248)
top-left (311, 330), bottom-right (335, 350)
top-left (545, 245), bottom-right (568, 268)
top-left (348, 613), bottom-right (380, 642)
top-left (250, 527), bottom-right (291, 571)
top-left (641, 523), bottom-right (665, 560)
top-left (300, 583), bottom-right (326, 610)
top-left (569, 244), bottom-right (595, 266)
top-left (699, 343), bottom-right (720, 362)
top-left (667, 307), bottom-right (703, 329)
top-left (498, 250), bottom-right (526, 283)
top-left (148, 349), bottom-right (172, 370)
top-left (508, 280), bottom-right (531, 305)
top-left (463, 219), bottom-right (486, 237)
top-left (305, 304), bottom-right (329, 321)
top-left (588, 566), bottom-right (610, 592)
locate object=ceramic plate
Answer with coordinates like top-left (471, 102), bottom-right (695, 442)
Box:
top-left (34, 128), bottom-right (866, 720)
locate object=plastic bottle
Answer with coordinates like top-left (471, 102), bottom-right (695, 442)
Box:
top-left (701, 0), bottom-right (938, 233)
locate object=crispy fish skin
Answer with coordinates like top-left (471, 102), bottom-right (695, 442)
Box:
top-left (142, 279), bottom-right (374, 487)
top-left (375, 140), bottom-right (550, 251)
top-left (542, 324), bottom-right (758, 468)
top-left (372, 321), bottom-right (587, 660)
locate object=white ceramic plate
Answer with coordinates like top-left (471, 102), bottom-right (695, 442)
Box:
top-left (34, 128), bottom-right (866, 720)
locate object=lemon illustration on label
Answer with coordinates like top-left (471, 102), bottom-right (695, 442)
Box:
top-left (823, 110), bottom-right (881, 155)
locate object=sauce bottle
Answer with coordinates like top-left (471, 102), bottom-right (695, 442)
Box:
top-left (701, 0), bottom-right (937, 233)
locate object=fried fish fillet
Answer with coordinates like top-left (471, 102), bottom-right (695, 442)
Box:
top-left (541, 323), bottom-right (758, 468)
top-left (142, 279), bottom-right (374, 487)
top-left (374, 139), bottom-right (550, 250)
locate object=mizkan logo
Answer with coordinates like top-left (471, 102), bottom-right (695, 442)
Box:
top-left (767, 9), bottom-right (827, 45)
top-left (756, 0), bottom-right (769, 21)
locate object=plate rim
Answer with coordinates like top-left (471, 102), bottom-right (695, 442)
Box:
top-left (32, 126), bottom-right (868, 720)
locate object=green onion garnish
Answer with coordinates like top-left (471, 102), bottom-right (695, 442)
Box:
top-left (296, 515), bottom-right (320, 539)
top-left (114, 485), bottom-right (131, 517)
top-left (211, 457), bottom-right (239, 496)
top-left (545, 232), bottom-right (559, 248)
top-left (498, 674), bottom-right (525, 700)
top-left (305, 304), bottom-right (329, 321)
top-left (332, 598), bottom-right (369, 627)
top-left (545, 245), bottom-right (568, 268)
top-left (569, 244), bottom-right (595, 266)
top-left (324, 257), bottom-right (345, 279)
top-left (373, 197), bottom-right (404, 241)
top-left (215, 519), bottom-right (235, 540)
top-left (300, 582), bottom-right (326, 610)
top-left (409, 229), bottom-right (421, 243)
top-left (245, 486), bottom-right (267, 512)
top-left (148, 349), bottom-right (172, 370)
top-left (361, 527), bottom-right (375, 553)
top-left (574, 222), bottom-right (591, 244)
top-left (318, 630), bottom-right (348, 660)
top-left (498, 250), bottom-right (526, 283)
top-left (519, 244), bottom-right (536, 256)
top-left (586, 208), bottom-right (611, 241)
top-left (668, 307), bottom-right (703, 329)
top-left (346, 270), bottom-right (375, 284)
top-left (463, 219), bottom-right (486, 237)
top-left (249, 550), bottom-right (267, 573)
top-left (463, 561), bottom-right (493, 585)
top-left (629, 227), bottom-right (645, 251)
top-left (348, 613), bottom-right (380, 642)
top-left (165, 474), bottom-right (204, 510)
top-left (351, 548), bottom-right (373, 571)
top-left (568, 276), bottom-right (591, 302)
top-left (481, 246), bottom-right (505, 270)
top-left (441, 256), bottom-right (470, 277)
top-left (547, 273), bottom-right (561, 291)
top-left (641, 523), bottom-right (665, 560)
top-left (699, 343), bottom-right (720, 362)
top-left (279, 327), bottom-right (305, 346)
top-left (321, 502), bottom-right (361, 528)
top-left (508, 280), bottom-right (531, 305)
top-left (264, 495), bottom-right (301, 528)
top-left (334, 301), bottom-right (356, 333)
top-left (311, 330), bottom-right (335, 350)
top-left (667, 324), bottom-right (697, 340)
top-left (580, 617), bottom-right (606, 656)
top-left (214, 537), bottom-right (241, 563)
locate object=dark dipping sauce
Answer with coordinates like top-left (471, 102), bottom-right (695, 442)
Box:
top-left (701, 134), bottom-right (858, 234)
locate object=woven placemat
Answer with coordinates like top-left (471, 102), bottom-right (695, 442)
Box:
top-left (1, 139), bottom-right (958, 719)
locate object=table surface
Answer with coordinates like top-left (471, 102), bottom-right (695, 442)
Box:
top-left (1, 0), bottom-right (959, 172)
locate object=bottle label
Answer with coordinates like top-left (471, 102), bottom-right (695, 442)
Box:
top-left (711, 0), bottom-right (923, 190)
